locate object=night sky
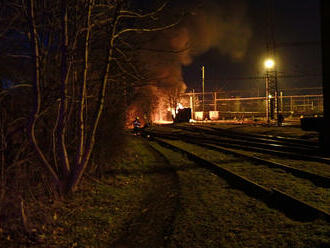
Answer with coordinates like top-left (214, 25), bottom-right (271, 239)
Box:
top-left (2, 0), bottom-right (322, 95)
top-left (181, 0), bottom-right (322, 93)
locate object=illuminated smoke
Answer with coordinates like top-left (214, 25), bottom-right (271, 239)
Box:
top-left (183, 0), bottom-right (252, 61)
top-left (129, 0), bottom-right (252, 123)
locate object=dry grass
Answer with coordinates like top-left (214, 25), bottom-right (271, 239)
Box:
top-left (1, 134), bottom-right (329, 247)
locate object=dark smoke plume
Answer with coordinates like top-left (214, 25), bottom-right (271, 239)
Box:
top-left (130, 0), bottom-right (252, 122)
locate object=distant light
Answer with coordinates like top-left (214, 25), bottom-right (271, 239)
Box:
top-left (194, 112), bottom-right (204, 121)
top-left (264, 59), bottom-right (275, 69)
top-left (268, 94), bottom-right (272, 98)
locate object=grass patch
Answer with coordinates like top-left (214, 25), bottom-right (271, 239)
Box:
top-left (2, 134), bottom-right (329, 248)
top-left (1, 135), bottom-right (180, 247)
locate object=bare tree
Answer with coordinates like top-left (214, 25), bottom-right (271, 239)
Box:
top-left (23, 0), bottom-right (179, 195)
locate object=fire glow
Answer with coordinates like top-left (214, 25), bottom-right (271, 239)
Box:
top-left (169, 102), bottom-right (185, 118)
top-left (126, 1), bottom-right (251, 128)
top-left (153, 120), bottom-right (173, 124)
top-left (154, 102), bottom-right (186, 124)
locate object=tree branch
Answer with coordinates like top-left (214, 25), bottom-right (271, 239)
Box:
top-left (118, 2), bottom-right (167, 19)
top-left (113, 20), bottom-right (180, 39)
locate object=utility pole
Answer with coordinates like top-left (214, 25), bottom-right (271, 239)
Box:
top-left (265, 72), bottom-right (270, 123)
top-left (265, 0), bottom-right (280, 125)
top-left (202, 66), bottom-right (205, 115)
top-left (190, 89), bottom-right (195, 120)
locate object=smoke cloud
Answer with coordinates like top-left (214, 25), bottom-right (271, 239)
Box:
top-left (131, 0), bottom-right (252, 123)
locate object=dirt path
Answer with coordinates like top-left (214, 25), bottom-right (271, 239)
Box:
top-left (110, 145), bottom-right (182, 248)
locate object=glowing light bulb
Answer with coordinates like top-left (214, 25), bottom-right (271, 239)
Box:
top-left (264, 59), bottom-right (275, 69)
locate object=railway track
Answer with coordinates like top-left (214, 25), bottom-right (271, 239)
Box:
top-left (144, 125), bottom-right (330, 180)
top-left (146, 136), bottom-right (330, 222)
top-left (184, 141), bottom-right (330, 188)
top-left (193, 124), bottom-right (318, 147)
top-left (151, 125), bottom-right (330, 164)
top-left (175, 124), bottom-right (320, 151)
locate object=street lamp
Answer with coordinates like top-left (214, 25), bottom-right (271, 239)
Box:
top-left (264, 59), bottom-right (275, 69)
top-left (264, 58), bottom-right (279, 125)
top-left (201, 66), bottom-right (205, 115)
top-left (264, 58), bottom-right (275, 124)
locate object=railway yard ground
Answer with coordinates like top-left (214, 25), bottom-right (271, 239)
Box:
top-left (2, 123), bottom-right (330, 247)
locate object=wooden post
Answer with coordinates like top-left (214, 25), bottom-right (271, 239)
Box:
top-left (190, 95), bottom-right (193, 119)
top-left (214, 92), bottom-right (217, 111)
top-left (280, 91), bottom-right (283, 113)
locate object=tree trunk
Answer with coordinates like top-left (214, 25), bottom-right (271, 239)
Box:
top-left (55, 0), bottom-right (71, 179)
top-left (77, 0), bottom-right (94, 166)
top-left (27, 0), bottom-right (60, 187)
top-left (68, 4), bottom-right (121, 193)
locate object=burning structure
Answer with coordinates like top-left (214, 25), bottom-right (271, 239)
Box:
top-left (127, 0), bottom-right (251, 125)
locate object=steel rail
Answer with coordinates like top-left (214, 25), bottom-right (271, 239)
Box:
top-left (197, 125), bottom-right (319, 147)
top-left (145, 130), bottom-right (330, 186)
top-left (149, 136), bottom-right (330, 222)
top-left (187, 140), bottom-right (330, 188)
top-left (179, 125), bottom-right (319, 149)
top-left (145, 130), bottom-right (330, 164)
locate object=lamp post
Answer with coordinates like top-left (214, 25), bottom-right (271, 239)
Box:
top-left (202, 66), bottom-right (205, 115)
top-left (264, 59), bottom-right (276, 124)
